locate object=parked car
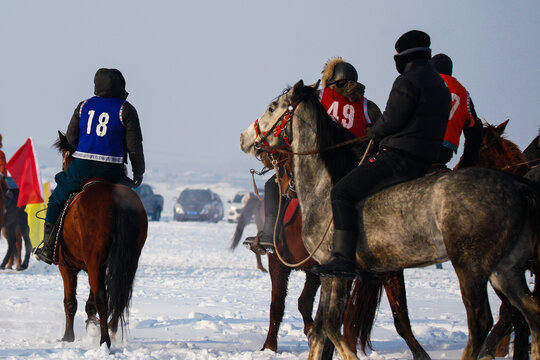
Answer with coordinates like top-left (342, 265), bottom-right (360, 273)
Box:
top-left (173, 188), bottom-right (224, 223)
top-left (134, 184), bottom-right (164, 221)
top-left (226, 191), bottom-right (249, 223)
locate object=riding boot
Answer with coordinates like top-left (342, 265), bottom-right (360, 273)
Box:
top-left (243, 214), bottom-right (278, 252)
top-left (33, 222), bottom-right (55, 265)
top-left (311, 229), bottom-right (371, 280)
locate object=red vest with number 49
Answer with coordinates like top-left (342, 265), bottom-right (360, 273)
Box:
top-left (319, 87), bottom-right (371, 138)
top-left (440, 74), bottom-right (475, 153)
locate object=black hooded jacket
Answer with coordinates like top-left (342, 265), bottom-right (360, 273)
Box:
top-left (65, 69), bottom-right (145, 176)
top-left (368, 59), bottom-right (451, 162)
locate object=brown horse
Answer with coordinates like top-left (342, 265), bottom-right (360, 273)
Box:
top-left (1, 189), bottom-right (32, 271)
top-left (53, 133), bottom-right (148, 348)
top-left (230, 192), bottom-right (267, 273)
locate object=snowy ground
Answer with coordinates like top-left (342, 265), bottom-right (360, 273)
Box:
top-left (0, 180), bottom-right (527, 359)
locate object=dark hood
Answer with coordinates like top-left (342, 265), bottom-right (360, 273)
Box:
top-left (94, 68), bottom-right (129, 99)
top-left (430, 53), bottom-right (453, 76)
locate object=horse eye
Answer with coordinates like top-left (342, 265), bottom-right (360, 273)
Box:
top-left (268, 101), bottom-right (279, 113)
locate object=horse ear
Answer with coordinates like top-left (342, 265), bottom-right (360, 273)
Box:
top-left (496, 119), bottom-right (509, 135)
top-left (308, 80), bottom-right (321, 89)
top-left (292, 80), bottom-right (304, 92)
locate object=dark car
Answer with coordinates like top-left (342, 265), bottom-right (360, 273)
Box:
top-left (173, 188), bottom-right (224, 223)
top-left (134, 184), bottom-right (164, 221)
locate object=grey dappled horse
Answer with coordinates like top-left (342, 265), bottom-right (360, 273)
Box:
top-left (240, 80), bottom-right (540, 360)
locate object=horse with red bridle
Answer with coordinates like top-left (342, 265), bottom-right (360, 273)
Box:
top-left (51, 132), bottom-right (147, 348)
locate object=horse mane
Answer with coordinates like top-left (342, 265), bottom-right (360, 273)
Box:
top-left (289, 84), bottom-right (365, 184)
top-left (53, 132), bottom-right (75, 153)
top-left (481, 122), bottom-right (530, 176)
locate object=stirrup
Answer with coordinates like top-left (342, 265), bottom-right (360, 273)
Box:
top-left (33, 246), bottom-right (53, 265)
top-left (243, 234), bottom-right (275, 255)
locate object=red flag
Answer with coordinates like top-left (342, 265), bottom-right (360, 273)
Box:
top-left (6, 138), bottom-right (44, 207)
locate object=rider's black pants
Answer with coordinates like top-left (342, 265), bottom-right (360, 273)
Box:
top-left (331, 147), bottom-right (431, 231)
top-left (264, 173), bottom-right (280, 221)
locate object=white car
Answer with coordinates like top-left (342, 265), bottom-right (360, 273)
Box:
top-left (226, 192), bottom-right (249, 223)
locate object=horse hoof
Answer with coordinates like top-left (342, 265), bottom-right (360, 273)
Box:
top-left (86, 318), bottom-right (100, 337)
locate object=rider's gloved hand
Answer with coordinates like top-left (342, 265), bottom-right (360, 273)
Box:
top-left (133, 173), bottom-right (143, 188)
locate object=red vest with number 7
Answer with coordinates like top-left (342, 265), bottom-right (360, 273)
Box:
top-left (440, 74), bottom-right (475, 153)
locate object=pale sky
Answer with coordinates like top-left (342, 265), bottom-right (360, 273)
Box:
top-left (1, 1), bottom-right (539, 178)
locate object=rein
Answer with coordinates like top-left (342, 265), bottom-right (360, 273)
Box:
top-left (270, 139), bottom-right (374, 268)
top-left (250, 97), bottom-right (375, 267)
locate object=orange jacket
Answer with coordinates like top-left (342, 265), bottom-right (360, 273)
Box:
top-left (440, 74), bottom-right (475, 153)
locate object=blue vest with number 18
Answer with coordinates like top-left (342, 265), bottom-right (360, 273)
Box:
top-left (73, 96), bottom-right (126, 164)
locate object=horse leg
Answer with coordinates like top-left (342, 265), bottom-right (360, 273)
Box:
top-left (309, 277), bottom-right (357, 360)
top-left (84, 292), bottom-right (100, 336)
top-left (59, 266), bottom-right (79, 342)
top-left (490, 268), bottom-right (540, 360)
top-left (88, 268), bottom-right (111, 348)
top-left (15, 227), bottom-right (22, 270)
top-left (256, 253), bottom-right (267, 273)
top-left (298, 270), bottom-right (321, 340)
top-left (1, 226), bottom-right (16, 269)
top-left (19, 224), bottom-right (31, 270)
top-left (262, 253), bottom-right (292, 351)
top-left (478, 290), bottom-right (514, 360)
top-left (453, 268), bottom-right (493, 360)
top-left (509, 300), bottom-right (531, 360)
top-left (380, 271), bottom-right (431, 360)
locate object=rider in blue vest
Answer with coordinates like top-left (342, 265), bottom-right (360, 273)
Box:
top-left (34, 68), bottom-right (145, 265)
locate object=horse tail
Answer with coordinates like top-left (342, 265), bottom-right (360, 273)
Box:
top-left (105, 200), bottom-right (142, 335)
top-left (230, 194), bottom-right (261, 250)
top-left (342, 276), bottom-right (383, 355)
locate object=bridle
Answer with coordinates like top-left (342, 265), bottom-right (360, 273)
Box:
top-left (249, 98), bottom-right (373, 267)
top-left (250, 102), bottom-right (298, 199)
top-left (253, 103), bottom-right (297, 153)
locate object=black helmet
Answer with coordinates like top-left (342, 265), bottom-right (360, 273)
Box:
top-left (327, 62), bottom-right (358, 85)
top-left (430, 53), bottom-right (453, 76)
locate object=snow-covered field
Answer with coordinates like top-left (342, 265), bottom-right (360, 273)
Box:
top-left (0, 179), bottom-right (526, 360)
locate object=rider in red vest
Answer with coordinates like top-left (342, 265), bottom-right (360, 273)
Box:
top-left (312, 30), bottom-right (451, 279)
top-left (243, 58), bottom-right (380, 252)
top-left (430, 53), bottom-right (482, 168)
top-left (319, 57), bottom-right (381, 138)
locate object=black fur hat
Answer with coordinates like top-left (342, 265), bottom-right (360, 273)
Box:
top-left (393, 30), bottom-right (431, 73)
top-left (395, 30), bottom-right (431, 54)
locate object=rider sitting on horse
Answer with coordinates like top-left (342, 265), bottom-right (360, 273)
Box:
top-left (35, 68), bottom-right (145, 265)
top-left (431, 53), bottom-right (483, 169)
top-left (312, 30), bottom-right (452, 279)
top-left (244, 58), bottom-right (381, 252)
